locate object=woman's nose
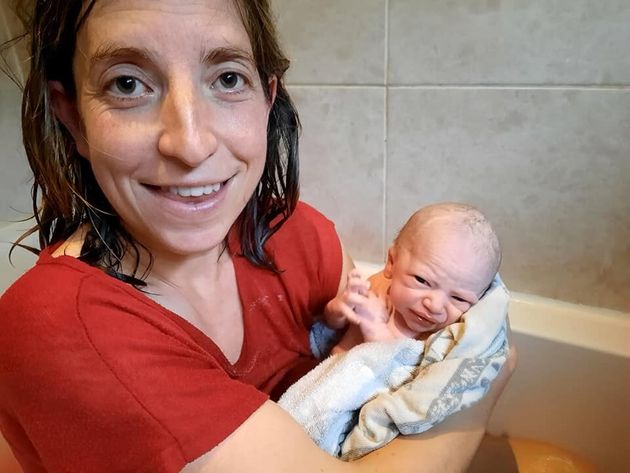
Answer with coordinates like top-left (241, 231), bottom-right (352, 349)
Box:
top-left (157, 82), bottom-right (218, 167)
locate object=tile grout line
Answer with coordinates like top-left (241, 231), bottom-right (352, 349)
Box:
top-left (382, 0), bottom-right (389, 260)
top-left (287, 84), bottom-right (630, 91)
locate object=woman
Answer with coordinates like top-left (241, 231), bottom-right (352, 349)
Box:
top-left (0, 1), bottom-right (516, 471)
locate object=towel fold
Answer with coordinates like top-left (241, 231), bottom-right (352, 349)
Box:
top-left (279, 275), bottom-right (509, 460)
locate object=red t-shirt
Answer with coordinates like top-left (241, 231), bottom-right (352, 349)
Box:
top-left (0, 202), bottom-right (342, 473)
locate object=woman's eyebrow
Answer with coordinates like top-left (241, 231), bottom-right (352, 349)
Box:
top-left (202, 46), bottom-right (255, 66)
top-left (88, 43), bottom-right (155, 68)
top-left (86, 43), bottom-right (254, 70)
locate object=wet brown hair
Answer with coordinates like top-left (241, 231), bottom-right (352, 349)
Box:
top-left (4, 0), bottom-right (300, 285)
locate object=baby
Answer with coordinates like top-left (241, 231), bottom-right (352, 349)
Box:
top-left (325, 202), bottom-right (501, 353)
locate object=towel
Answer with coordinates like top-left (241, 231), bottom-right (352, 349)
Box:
top-left (278, 275), bottom-right (509, 460)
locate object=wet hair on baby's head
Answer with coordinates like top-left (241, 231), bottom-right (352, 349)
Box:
top-left (394, 202), bottom-right (502, 283)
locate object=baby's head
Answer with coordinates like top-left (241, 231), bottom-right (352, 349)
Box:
top-left (384, 202), bottom-right (501, 337)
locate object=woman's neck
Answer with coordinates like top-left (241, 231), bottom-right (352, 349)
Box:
top-left (142, 244), bottom-right (229, 295)
top-left (53, 225), bottom-right (229, 294)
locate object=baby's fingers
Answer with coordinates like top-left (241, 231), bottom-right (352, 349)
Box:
top-left (338, 304), bottom-right (361, 325)
top-left (343, 291), bottom-right (369, 309)
top-left (347, 276), bottom-right (370, 296)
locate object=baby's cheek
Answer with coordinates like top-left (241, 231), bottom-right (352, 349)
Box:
top-left (448, 305), bottom-right (465, 324)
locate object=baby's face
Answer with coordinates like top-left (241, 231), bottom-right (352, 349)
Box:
top-left (385, 227), bottom-right (492, 337)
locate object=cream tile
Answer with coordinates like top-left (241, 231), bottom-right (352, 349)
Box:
top-left (389, 0), bottom-right (630, 84)
top-left (1, 5), bottom-right (32, 221)
top-left (0, 72), bottom-right (31, 222)
top-left (386, 88), bottom-right (630, 311)
top-left (290, 86), bottom-right (386, 262)
top-left (273, 0), bottom-right (386, 84)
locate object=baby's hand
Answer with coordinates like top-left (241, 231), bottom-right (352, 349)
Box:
top-left (343, 269), bottom-right (390, 327)
top-left (345, 269), bottom-right (370, 297)
top-left (353, 290), bottom-right (389, 325)
top-left (324, 269), bottom-right (371, 328)
top-left (353, 291), bottom-right (392, 341)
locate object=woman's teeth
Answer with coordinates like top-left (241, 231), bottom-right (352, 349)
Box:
top-left (166, 183), bottom-right (221, 197)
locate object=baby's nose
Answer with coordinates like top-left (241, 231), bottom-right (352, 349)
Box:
top-left (421, 292), bottom-right (448, 321)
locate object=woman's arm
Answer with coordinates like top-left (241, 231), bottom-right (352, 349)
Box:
top-left (183, 241), bottom-right (517, 472)
top-left (183, 330), bottom-right (517, 473)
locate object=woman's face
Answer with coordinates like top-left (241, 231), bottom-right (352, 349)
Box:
top-left (57, 0), bottom-right (274, 259)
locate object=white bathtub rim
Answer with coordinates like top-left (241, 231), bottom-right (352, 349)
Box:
top-left (354, 260), bottom-right (629, 358)
top-left (508, 291), bottom-right (628, 358)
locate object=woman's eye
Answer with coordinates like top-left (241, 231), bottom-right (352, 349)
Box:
top-left (214, 72), bottom-right (245, 91)
top-left (107, 75), bottom-right (149, 98)
top-left (116, 76), bottom-right (137, 94)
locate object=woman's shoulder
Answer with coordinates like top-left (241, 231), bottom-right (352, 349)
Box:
top-left (3, 249), bottom-right (89, 295)
top-left (264, 201), bottom-right (342, 301)
top-left (0, 250), bottom-right (122, 334)
top-left (0, 253), bottom-right (105, 371)
top-left (286, 201), bottom-right (335, 228)
top-left (270, 201), bottom-right (339, 256)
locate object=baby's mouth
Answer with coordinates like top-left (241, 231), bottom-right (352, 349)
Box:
top-left (410, 309), bottom-right (434, 324)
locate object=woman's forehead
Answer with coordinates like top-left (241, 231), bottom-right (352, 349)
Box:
top-left (78, 0), bottom-right (250, 53)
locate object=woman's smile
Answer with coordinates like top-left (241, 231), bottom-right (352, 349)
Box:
top-left (142, 177), bottom-right (232, 215)
top-left (61, 0), bottom-right (275, 258)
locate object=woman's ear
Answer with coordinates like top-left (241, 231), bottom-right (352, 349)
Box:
top-left (48, 81), bottom-right (89, 158)
top-left (384, 246), bottom-right (396, 279)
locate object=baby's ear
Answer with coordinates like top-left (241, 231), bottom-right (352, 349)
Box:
top-left (48, 81), bottom-right (89, 158)
top-left (383, 246), bottom-right (396, 279)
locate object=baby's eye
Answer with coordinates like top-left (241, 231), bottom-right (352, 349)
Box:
top-left (452, 296), bottom-right (468, 303)
top-left (414, 276), bottom-right (429, 286)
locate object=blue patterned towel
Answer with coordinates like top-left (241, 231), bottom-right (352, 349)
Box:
top-left (279, 275), bottom-right (509, 460)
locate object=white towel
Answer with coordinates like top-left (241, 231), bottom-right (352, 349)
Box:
top-left (278, 275), bottom-right (509, 460)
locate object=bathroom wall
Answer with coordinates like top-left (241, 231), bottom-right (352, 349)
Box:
top-left (0, 2), bottom-right (628, 311)
top-left (0, 4), bottom-right (31, 223)
top-left (273, 0), bottom-right (630, 312)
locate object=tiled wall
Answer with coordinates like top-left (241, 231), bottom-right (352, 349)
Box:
top-left (0, 4), bottom-right (31, 224)
top-left (274, 0), bottom-right (630, 312)
top-left (0, 2), bottom-right (628, 312)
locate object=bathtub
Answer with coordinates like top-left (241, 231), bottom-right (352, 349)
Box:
top-left (355, 261), bottom-right (629, 473)
top-left (1, 226), bottom-right (628, 471)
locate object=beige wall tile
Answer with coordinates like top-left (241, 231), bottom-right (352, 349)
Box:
top-left (291, 86), bottom-right (385, 261)
top-left (273, 0), bottom-right (386, 84)
top-left (0, 3), bottom-right (31, 223)
top-left (0, 70), bottom-right (31, 223)
top-left (389, 0), bottom-right (630, 85)
top-left (386, 87), bottom-right (630, 311)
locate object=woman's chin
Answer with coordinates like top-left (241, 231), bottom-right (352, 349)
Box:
top-left (138, 230), bottom-right (229, 260)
